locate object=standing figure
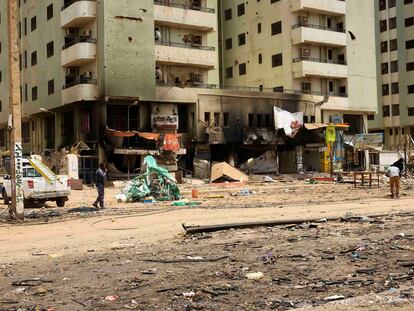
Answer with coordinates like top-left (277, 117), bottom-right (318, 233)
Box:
top-left (93, 163), bottom-right (107, 209)
top-left (386, 165), bottom-right (400, 199)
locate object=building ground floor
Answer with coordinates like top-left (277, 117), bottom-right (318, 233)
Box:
top-left (0, 87), bottom-right (373, 182)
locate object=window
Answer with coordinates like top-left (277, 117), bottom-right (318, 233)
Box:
top-left (382, 83), bottom-right (389, 96)
top-left (389, 128), bottom-right (393, 136)
top-left (237, 3), bottom-right (245, 16)
top-left (273, 86), bottom-right (283, 92)
top-left (380, 20), bottom-right (387, 32)
top-left (271, 21), bottom-right (282, 35)
top-left (379, 0), bottom-right (386, 10)
top-left (46, 41), bottom-right (54, 58)
top-left (383, 105), bottom-right (390, 117)
top-left (48, 79), bottom-right (54, 95)
top-left (265, 114), bottom-right (271, 127)
top-left (407, 62), bottom-right (414, 71)
top-left (406, 39), bottom-right (414, 49)
top-left (257, 23), bottom-right (262, 33)
top-left (339, 86), bottom-right (347, 95)
top-left (223, 113), bottom-right (229, 126)
top-left (31, 16), bottom-right (36, 32)
top-left (25, 83), bottom-right (28, 101)
top-left (328, 81), bottom-right (334, 93)
top-left (257, 114), bottom-right (263, 127)
top-left (225, 38), bottom-right (232, 50)
top-left (224, 8), bottom-right (232, 21)
top-left (368, 114), bottom-right (375, 121)
top-left (24, 18), bottom-right (27, 36)
top-left (47, 4), bottom-right (53, 20)
top-left (408, 107), bottom-right (414, 116)
top-left (24, 50), bottom-right (27, 68)
top-left (226, 66), bottom-right (233, 79)
top-left (388, 0), bottom-right (396, 8)
top-left (405, 17), bottom-right (414, 27)
top-left (392, 104), bottom-right (400, 116)
top-left (204, 112), bottom-right (210, 126)
top-left (381, 41), bottom-right (388, 53)
top-left (271, 53), bottom-right (282, 67)
top-left (395, 128), bottom-right (399, 135)
top-left (390, 39), bottom-right (398, 51)
top-left (214, 113), bottom-right (220, 126)
top-left (31, 51), bottom-right (37, 66)
top-left (32, 86), bottom-right (38, 101)
top-left (239, 63), bottom-right (246, 75)
top-left (258, 53), bottom-right (262, 64)
top-left (408, 85), bottom-right (414, 93)
top-left (238, 33), bottom-right (246, 46)
top-left (271, 0), bottom-right (280, 3)
top-left (248, 114), bottom-right (254, 127)
top-left (390, 60), bottom-right (398, 73)
top-left (389, 17), bottom-right (397, 29)
top-left (381, 62), bottom-right (389, 74)
top-left (338, 54), bottom-right (345, 62)
top-left (405, 0), bottom-right (413, 4)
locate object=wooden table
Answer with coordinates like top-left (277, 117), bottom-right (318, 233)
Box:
top-left (353, 171), bottom-right (380, 189)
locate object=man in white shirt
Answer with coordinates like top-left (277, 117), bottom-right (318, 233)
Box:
top-left (386, 165), bottom-right (400, 199)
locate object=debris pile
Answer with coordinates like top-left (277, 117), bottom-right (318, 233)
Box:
top-left (115, 156), bottom-right (180, 203)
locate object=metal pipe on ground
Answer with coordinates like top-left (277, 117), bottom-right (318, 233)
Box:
top-left (182, 212), bottom-right (409, 234)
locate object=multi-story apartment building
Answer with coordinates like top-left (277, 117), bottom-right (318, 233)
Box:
top-left (369, 0), bottom-right (414, 149)
top-left (219, 0), bottom-right (378, 131)
top-left (0, 0), bottom-right (220, 177)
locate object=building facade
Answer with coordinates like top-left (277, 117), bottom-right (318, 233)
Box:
top-left (369, 0), bottom-right (414, 149)
top-left (0, 0), bottom-right (380, 177)
top-left (219, 0), bottom-right (379, 131)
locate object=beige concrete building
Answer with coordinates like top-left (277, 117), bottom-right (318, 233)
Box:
top-left (219, 0), bottom-right (379, 130)
top-left (369, 0), bottom-right (414, 149)
top-left (0, 0), bottom-right (220, 179)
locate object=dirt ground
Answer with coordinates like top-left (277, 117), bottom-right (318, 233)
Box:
top-left (0, 179), bottom-right (414, 310)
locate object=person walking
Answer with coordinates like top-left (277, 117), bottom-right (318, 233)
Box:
top-left (93, 163), bottom-right (107, 209)
top-left (386, 164), bottom-right (400, 199)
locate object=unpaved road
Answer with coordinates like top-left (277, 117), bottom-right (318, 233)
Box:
top-left (0, 197), bottom-right (413, 265)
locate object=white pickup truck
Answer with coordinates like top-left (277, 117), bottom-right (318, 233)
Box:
top-left (2, 158), bottom-right (71, 207)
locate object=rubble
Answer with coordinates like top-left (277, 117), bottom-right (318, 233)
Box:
top-left (115, 156), bottom-right (180, 203)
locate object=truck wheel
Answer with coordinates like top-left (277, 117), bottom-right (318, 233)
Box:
top-left (3, 190), bottom-right (10, 205)
top-left (56, 198), bottom-right (66, 207)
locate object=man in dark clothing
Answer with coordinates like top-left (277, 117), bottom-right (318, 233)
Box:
top-left (93, 163), bottom-right (107, 209)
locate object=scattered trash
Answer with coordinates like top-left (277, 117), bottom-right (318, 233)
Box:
top-left (211, 162), bottom-right (249, 183)
top-left (105, 295), bottom-right (119, 302)
top-left (182, 291), bottom-right (196, 298)
top-left (115, 156), bottom-right (180, 203)
top-left (171, 201), bottom-right (202, 207)
top-left (323, 295), bottom-right (346, 301)
top-left (246, 272), bottom-right (264, 280)
top-left (260, 252), bottom-right (276, 264)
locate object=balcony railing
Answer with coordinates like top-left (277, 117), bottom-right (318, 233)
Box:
top-left (292, 23), bottom-right (345, 33)
top-left (154, 0), bottom-right (215, 13)
top-left (155, 40), bottom-right (215, 51)
top-left (62, 37), bottom-right (97, 50)
top-left (156, 80), bottom-right (348, 97)
top-left (62, 0), bottom-right (95, 11)
top-left (293, 57), bottom-right (347, 66)
top-left (63, 77), bottom-right (97, 89)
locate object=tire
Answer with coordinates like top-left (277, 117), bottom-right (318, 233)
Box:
top-left (3, 189), bottom-right (10, 205)
top-left (56, 198), bottom-right (66, 207)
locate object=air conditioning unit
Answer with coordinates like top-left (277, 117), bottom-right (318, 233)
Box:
top-left (301, 48), bottom-right (311, 57)
top-left (66, 28), bottom-right (77, 36)
top-left (302, 82), bottom-right (312, 92)
top-left (189, 73), bottom-right (202, 83)
top-left (300, 16), bottom-right (309, 26)
top-left (66, 68), bottom-right (76, 76)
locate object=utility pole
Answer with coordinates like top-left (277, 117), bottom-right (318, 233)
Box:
top-left (7, 0), bottom-right (24, 220)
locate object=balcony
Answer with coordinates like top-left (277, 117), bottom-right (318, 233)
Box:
top-left (61, 38), bottom-right (96, 67)
top-left (155, 41), bottom-right (216, 68)
top-left (61, 0), bottom-right (96, 28)
top-left (62, 78), bottom-right (98, 104)
top-left (154, 1), bottom-right (216, 32)
top-left (292, 24), bottom-right (346, 47)
top-left (291, 0), bottom-right (345, 16)
top-left (292, 57), bottom-right (348, 79)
